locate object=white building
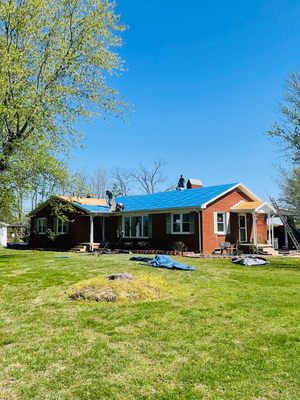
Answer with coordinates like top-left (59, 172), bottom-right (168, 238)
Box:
top-left (0, 222), bottom-right (9, 247)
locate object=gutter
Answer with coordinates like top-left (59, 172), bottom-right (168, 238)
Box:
top-left (108, 206), bottom-right (202, 216)
top-left (198, 211), bottom-right (202, 253)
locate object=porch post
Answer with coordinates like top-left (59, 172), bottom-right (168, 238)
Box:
top-left (284, 216), bottom-right (289, 249)
top-left (102, 217), bottom-right (105, 242)
top-left (252, 211), bottom-right (258, 246)
top-left (271, 216), bottom-right (274, 248)
top-left (198, 211), bottom-right (202, 254)
top-left (90, 215), bottom-right (94, 251)
top-left (267, 212), bottom-right (271, 245)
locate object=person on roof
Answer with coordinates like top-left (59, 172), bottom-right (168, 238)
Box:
top-left (176, 175), bottom-right (185, 190)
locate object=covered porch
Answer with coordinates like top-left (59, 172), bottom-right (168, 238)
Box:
top-left (231, 201), bottom-right (275, 248)
top-left (270, 208), bottom-right (300, 250)
top-left (88, 214), bottom-right (106, 251)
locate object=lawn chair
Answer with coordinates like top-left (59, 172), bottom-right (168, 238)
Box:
top-left (220, 241), bottom-right (236, 255)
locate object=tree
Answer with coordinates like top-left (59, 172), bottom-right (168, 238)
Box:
top-left (280, 167), bottom-right (300, 213)
top-left (268, 73), bottom-right (300, 163)
top-left (0, 0), bottom-right (126, 174)
top-left (0, 138), bottom-right (68, 220)
top-left (90, 168), bottom-right (109, 198)
top-left (111, 166), bottom-right (131, 196)
top-left (131, 158), bottom-right (166, 194)
top-left (61, 171), bottom-right (92, 197)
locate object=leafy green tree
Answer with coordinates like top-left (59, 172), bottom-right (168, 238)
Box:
top-left (268, 73), bottom-right (300, 163)
top-left (0, 0), bottom-right (126, 173)
top-left (0, 138), bottom-right (68, 221)
top-left (60, 170), bottom-right (92, 197)
top-left (280, 167), bottom-right (300, 213)
top-left (0, 184), bottom-right (17, 222)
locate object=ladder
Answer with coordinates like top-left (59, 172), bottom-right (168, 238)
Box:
top-left (269, 197), bottom-right (300, 252)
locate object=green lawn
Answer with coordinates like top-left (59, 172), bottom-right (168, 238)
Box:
top-left (0, 249), bottom-right (300, 400)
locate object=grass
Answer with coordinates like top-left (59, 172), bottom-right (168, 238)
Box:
top-left (67, 273), bottom-right (174, 302)
top-left (0, 249), bottom-right (299, 400)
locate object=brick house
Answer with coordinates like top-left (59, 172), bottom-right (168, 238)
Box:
top-left (29, 182), bottom-right (274, 254)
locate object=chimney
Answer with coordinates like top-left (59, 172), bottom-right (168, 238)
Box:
top-left (187, 178), bottom-right (203, 189)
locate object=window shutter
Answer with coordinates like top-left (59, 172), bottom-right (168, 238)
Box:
top-left (189, 212), bottom-right (195, 234)
top-left (213, 212), bottom-right (218, 234)
top-left (166, 214), bottom-right (171, 234)
top-left (65, 220), bottom-right (70, 234)
top-left (53, 217), bottom-right (57, 234)
top-left (117, 216), bottom-right (122, 238)
top-left (148, 215), bottom-right (153, 238)
top-left (226, 212), bottom-right (231, 234)
top-left (34, 217), bottom-right (38, 233)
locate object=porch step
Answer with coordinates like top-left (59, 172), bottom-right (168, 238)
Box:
top-left (258, 245), bottom-right (280, 256)
top-left (69, 243), bottom-right (102, 252)
top-left (69, 244), bottom-right (88, 252)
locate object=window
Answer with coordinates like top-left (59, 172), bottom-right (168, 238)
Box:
top-left (56, 218), bottom-right (68, 235)
top-left (171, 213), bottom-right (192, 234)
top-left (214, 212), bottom-right (230, 235)
top-left (36, 218), bottom-right (47, 234)
top-left (217, 213), bottom-right (226, 234)
top-left (238, 214), bottom-right (247, 242)
top-left (123, 215), bottom-right (149, 238)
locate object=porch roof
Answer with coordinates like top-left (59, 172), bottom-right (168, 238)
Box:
top-left (72, 204), bottom-right (110, 214)
top-left (231, 201), bottom-right (274, 214)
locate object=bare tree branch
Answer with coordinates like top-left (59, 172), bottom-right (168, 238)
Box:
top-left (131, 159), bottom-right (166, 194)
top-left (111, 166), bottom-right (132, 196)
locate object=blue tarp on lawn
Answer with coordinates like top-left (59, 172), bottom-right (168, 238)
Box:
top-left (148, 255), bottom-right (195, 271)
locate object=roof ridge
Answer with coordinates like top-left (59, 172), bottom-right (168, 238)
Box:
top-left (116, 183), bottom-right (238, 200)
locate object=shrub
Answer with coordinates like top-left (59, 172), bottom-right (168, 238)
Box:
top-left (172, 241), bottom-right (187, 253)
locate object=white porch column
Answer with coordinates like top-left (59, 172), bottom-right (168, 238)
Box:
top-left (90, 215), bottom-right (94, 251)
top-left (267, 212), bottom-right (271, 245)
top-left (271, 216), bottom-right (274, 248)
top-left (252, 211), bottom-right (258, 246)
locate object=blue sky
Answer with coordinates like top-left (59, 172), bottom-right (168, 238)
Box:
top-left (71, 0), bottom-right (300, 198)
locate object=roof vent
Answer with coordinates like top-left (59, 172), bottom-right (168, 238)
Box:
top-left (187, 178), bottom-right (203, 189)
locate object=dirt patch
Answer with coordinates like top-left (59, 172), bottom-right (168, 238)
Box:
top-left (107, 272), bottom-right (133, 281)
top-left (68, 273), bottom-right (172, 303)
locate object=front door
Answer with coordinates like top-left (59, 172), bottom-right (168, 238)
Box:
top-left (238, 214), bottom-right (247, 242)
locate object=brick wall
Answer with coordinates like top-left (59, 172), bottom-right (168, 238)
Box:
top-left (202, 190), bottom-right (263, 254)
top-left (104, 212), bottom-right (200, 252)
top-left (254, 213), bottom-right (268, 244)
top-left (29, 203), bottom-right (102, 248)
top-left (29, 191), bottom-right (268, 253)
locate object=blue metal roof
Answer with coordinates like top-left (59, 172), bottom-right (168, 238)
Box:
top-left (72, 203), bottom-right (111, 214)
top-left (116, 183), bottom-right (238, 213)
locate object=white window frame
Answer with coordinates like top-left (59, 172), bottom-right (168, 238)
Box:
top-left (36, 218), bottom-right (47, 234)
top-left (214, 212), bottom-right (231, 235)
top-left (122, 215), bottom-right (149, 239)
top-left (56, 218), bottom-right (68, 235)
top-left (238, 213), bottom-right (247, 243)
top-left (215, 212), bottom-right (226, 235)
top-left (171, 213), bottom-right (191, 234)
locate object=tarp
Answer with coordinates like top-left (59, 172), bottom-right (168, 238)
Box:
top-left (148, 255), bottom-right (195, 271)
top-left (232, 256), bottom-right (269, 266)
top-left (130, 255), bottom-right (195, 271)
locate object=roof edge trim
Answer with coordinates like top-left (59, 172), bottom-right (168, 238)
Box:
top-left (200, 183), bottom-right (260, 209)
